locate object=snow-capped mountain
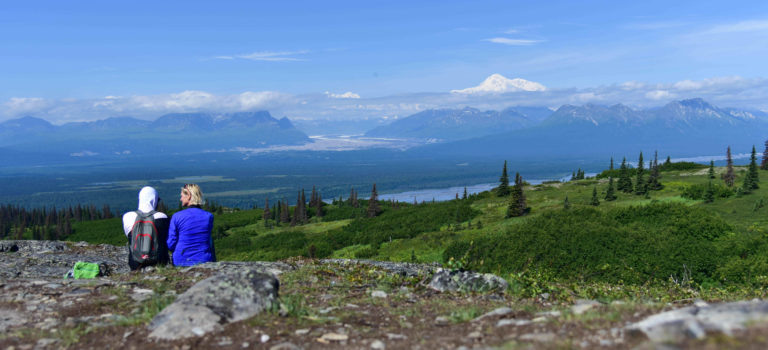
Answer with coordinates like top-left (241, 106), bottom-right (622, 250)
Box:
top-left (451, 74), bottom-right (546, 94)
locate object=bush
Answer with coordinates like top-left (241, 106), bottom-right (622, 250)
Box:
top-left (658, 161), bottom-right (707, 172)
top-left (325, 200), bottom-right (479, 249)
top-left (443, 203), bottom-right (730, 285)
top-left (680, 183), bottom-right (734, 200)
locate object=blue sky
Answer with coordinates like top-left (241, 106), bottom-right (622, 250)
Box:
top-left (3, 0), bottom-right (768, 122)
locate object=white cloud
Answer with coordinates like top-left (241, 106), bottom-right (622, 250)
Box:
top-left (673, 76), bottom-right (746, 91)
top-left (216, 50), bottom-right (309, 62)
top-left (645, 90), bottom-right (673, 100)
top-left (702, 20), bottom-right (768, 35)
top-left (484, 37), bottom-right (541, 46)
top-left (620, 81), bottom-right (646, 91)
top-left (572, 92), bottom-right (603, 102)
top-left (4, 97), bottom-right (49, 114)
top-left (325, 91), bottom-right (361, 99)
top-left (237, 91), bottom-right (287, 109)
top-left (70, 150), bottom-right (98, 157)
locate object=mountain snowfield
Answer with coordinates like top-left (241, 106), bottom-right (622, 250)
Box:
top-left (451, 74), bottom-right (547, 94)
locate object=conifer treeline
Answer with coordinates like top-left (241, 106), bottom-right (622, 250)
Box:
top-left (0, 203), bottom-right (115, 240)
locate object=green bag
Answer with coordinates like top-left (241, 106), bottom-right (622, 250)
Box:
top-left (72, 261), bottom-right (100, 279)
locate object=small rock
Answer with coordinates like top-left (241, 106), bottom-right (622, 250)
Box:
top-left (435, 316), bottom-right (450, 326)
top-left (261, 334), bottom-right (270, 343)
top-left (35, 338), bottom-right (59, 348)
top-left (320, 333), bottom-right (348, 342)
top-left (693, 299), bottom-right (709, 307)
top-left (241, 342), bottom-right (249, 348)
top-left (270, 343), bottom-right (301, 350)
top-left (371, 290), bottom-right (388, 298)
top-left (346, 303), bottom-right (360, 308)
top-left (386, 333), bottom-right (407, 340)
top-left (130, 288), bottom-right (155, 302)
top-left (143, 275), bottom-right (167, 281)
top-left (467, 331), bottom-right (483, 339)
top-left (295, 329), bottom-right (310, 336)
top-left (540, 293), bottom-right (550, 300)
top-left (123, 331), bottom-right (133, 340)
top-left (370, 340), bottom-right (386, 349)
top-left (496, 319), bottom-right (532, 327)
top-left (535, 310), bottom-right (561, 318)
top-left (519, 332), bottom-right (556, 342)
top-left (571, 303), bottom-right (597, 315)
top-left (218, 337), bottom-right (233, 346)
top-left (318, 307), bottom-right (337, 314)
top-left (473, 307), bottom-right (513, 322)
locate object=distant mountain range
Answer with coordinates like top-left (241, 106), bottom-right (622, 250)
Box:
top-left (408, 98), bottom-right (768, 158)
top-left (365, 106), bottom-right (553, 141)
top-left (2, 98), bottom-right (766, 164)
top-left (0, 111), bottom-right (309, 157)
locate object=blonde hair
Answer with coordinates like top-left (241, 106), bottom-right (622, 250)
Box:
top-left (182, 184), bottom-right (204, 206)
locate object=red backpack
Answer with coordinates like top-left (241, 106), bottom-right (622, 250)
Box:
top-left (130, 210), bottom-right (159, 265)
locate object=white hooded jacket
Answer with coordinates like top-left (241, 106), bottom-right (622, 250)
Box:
top-left (122, 186), bottom-right (169, 236)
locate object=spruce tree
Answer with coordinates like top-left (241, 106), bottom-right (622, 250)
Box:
top-left (605, 177), bottom-right (617, 201)
top-left (263, 197), bottom-right (271, 227)
top-left (291, 191), bottom-right (300, 226)
top-left (497, 161), bottom-right (510, 196)
top-left (590, 186), bottom-right (600, 206)
top-left (704, 181), bottom-right (715, 203)
top-left (367, 183), bottom-right (381, 218)
top-left (280, 200), bottom-right (290, 223)
top-left (723, 146), bottom-right (735, 187)
top-left (646, 151), bottom-right (663, 191)
top-left (315, 193), bottom-right (323, 217)
top-left (300, 189), bottom-right (308, 223)
top-left (635, 152), bottom-right (646, 195)
top-left (748, 145), bottom-right (760, 189)
top-left (610, 157), bottom-right (614, 170)
top-left (708, 160), bottom-right (716, 179)
top-left (762, 139), bottom-right (768, 170)
top-left (618, 157), bottom-right (633, 193)
top-left (664, 156), bottom-right (672, 166)
top-left (462, 187), bottom-right (468, 200)
top-left (563, 196), bottom-right (571, 210)
top-left (507, 173), bottom-right (529, 217)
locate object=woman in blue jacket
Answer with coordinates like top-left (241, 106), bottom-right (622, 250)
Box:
top-left (168, 183), bottom-right (216, 266)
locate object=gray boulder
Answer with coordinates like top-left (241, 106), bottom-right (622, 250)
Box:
top-left (148, 267), bottom-right (279, 340)
top-left (428, 268), bottom-right (508, 293)
top-left (626, 300), bottom-right (768, 343)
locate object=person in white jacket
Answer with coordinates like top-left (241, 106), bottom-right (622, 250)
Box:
top-left (122, 186), bottom-right (170, 270)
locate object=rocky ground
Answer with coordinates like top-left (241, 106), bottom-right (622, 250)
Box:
top-left (2, 240), bottom-right (768, 349)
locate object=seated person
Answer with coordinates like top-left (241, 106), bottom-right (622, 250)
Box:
top-left (122, 186), bottom-right (170, 270)
top-left (168, 184), bottom-right (216, 266)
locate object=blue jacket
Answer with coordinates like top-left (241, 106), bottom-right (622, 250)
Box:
top-left (167, 206), bottom-right (216, 266)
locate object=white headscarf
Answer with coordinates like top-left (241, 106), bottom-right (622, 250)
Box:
top-left (138, 186), bottom-right (159, 213)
